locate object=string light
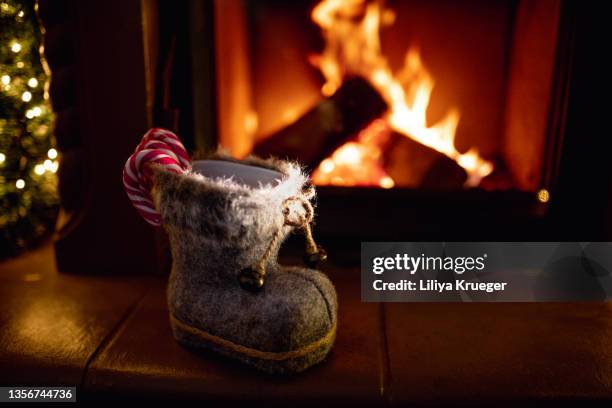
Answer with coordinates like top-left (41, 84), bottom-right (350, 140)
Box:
top-left (42, 159), bottom-right (60, 173)
top-left (1, 0), bottom-right (58, 253)
top-left (537, 189), bottom-right (550, 203)
top-left (34, 164), bottom-right (45, 175)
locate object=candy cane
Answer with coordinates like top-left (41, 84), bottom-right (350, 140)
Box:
top-left (123, 128), bottom-right (191, 226)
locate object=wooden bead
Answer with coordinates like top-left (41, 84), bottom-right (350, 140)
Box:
top-left (238, 268), bottom-right (265, 292)
top-left (304, 246), bottom-right (328, 269)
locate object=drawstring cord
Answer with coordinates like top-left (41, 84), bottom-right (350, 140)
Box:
top-left (239, 188), bottom-right (327, 292)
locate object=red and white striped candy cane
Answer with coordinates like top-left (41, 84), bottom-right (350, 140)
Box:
top-left (123, 128), bottom-right (191, 226)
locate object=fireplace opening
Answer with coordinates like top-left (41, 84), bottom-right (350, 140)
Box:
top-left (151, 0), bottom-right (574, 240)
top-left (211, 0), bottom-right (564, 193)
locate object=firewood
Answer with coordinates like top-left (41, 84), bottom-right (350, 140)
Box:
top-left (420, 156), bottom-right (467, 190)
top-left (253, 77), bottom-right (387, 168)
top-left (384, 133), bottom-right (466, 189)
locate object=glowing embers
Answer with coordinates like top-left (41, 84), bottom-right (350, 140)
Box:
top-left (312, 119), bottom-right (394, 188)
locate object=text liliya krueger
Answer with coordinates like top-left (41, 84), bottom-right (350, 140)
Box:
top-left (370, 253), bottom-right (508, 293)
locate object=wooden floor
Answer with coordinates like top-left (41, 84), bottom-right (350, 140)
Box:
top-left (1, 244), bottom-right (612, 405)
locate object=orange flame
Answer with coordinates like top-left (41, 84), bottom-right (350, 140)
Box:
top-left (313, 119), bottom-right (395, 188)
top-left (310, 0), bottom-right (493, 187)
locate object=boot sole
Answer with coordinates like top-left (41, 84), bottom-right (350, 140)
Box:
top-left (169, 313), bottom-right (337, 374)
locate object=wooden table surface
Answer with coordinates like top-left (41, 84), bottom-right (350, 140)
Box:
top-left (1, 244), bottom-right (611, 405)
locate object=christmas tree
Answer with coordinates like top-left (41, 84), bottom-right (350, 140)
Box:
top-left (0, 0), bottom-right (58, 258)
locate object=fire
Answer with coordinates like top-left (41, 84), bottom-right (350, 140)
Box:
top-left (310, 0), bottom-right (493, 187)
top-left (313, 119), bottom-right (395, 188)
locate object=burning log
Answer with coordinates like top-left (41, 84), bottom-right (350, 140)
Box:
top-left (384, 133), bottom-right (467, 189)
top-left (311, 119), bottom-right (395, 188)
top-left (253, 77), bottom-right (387, 168)
top-left (421, 157), bottom-right (468, 190)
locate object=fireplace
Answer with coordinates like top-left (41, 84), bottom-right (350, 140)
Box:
top-left (45, 0), bottom-right (609, 275)
top-left (204, 0), bottom-right (563, 191)
top-left (154, 0), bottom-right (571, 240)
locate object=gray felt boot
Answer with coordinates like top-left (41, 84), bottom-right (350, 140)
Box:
top-left (152, 154), bottom-right (337, 374)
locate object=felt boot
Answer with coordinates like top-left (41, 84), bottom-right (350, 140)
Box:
top-left (152, 154), bottom-right (337, 374)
